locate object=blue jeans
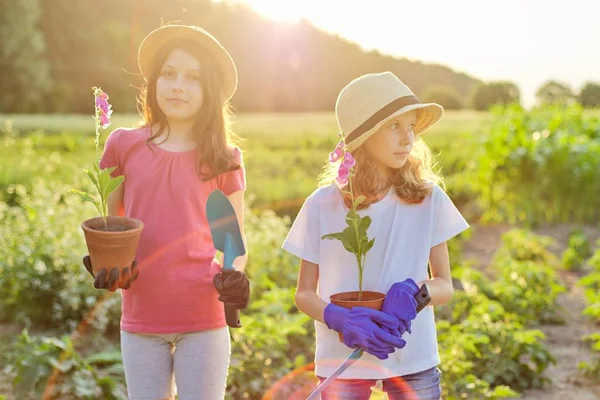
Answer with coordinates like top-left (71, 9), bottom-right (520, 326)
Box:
top-left (317, 366), bottom-right (442, 400)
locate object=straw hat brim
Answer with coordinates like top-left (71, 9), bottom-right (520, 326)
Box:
top-left (137, 25), bottom-right (238, 101)
top-left (346, 102), bottom-right (444, 151)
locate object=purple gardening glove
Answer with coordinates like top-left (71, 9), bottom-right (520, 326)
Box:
top-left (382, 278), bottom-right (420, 336)
top-left (324, 304), bottom-right (407, 360)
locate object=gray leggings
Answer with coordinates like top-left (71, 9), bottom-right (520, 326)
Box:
top-left (120, 328), bottom-right (231, 400)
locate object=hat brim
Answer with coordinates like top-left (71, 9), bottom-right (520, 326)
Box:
top-left (346, 102), bottom-right (444, 151)
top-left (137, 25), bottom-right (238, 102)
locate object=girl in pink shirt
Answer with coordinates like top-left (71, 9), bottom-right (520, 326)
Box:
top-left (81, 24), bottom-right (249, 399)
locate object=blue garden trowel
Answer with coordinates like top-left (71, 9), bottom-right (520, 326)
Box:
top-left (206, 189), bottom-right (247, 328)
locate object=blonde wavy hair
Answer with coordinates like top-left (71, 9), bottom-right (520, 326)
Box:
top-left (317, 137), bottom-right (444, 209)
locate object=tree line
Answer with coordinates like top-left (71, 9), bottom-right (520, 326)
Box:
top-left (1, 0), bottom-right (598, 114)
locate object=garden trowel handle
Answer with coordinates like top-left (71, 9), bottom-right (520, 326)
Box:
top-left (414, 283), bottom-right (431, 313)
top-left (221, 269), bottom-right (242, 328)
top-left (225, 304), bottom-right (241, 328)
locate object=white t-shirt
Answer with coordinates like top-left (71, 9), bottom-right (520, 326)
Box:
top-left (281, 183), bottom-right (469, 379)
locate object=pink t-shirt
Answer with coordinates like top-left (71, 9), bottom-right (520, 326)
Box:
top-left (99, 126), bottom-right (246, 334)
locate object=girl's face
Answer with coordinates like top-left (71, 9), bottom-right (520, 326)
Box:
top-left (156, 49), bottom-right (204, 122)
top-left (364, 110), bottom-right (417, 172)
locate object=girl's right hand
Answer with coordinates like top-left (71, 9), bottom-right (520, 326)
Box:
top-left (324, 304), bottom-right (406, 359)
top-left (82, 255), bottom-right (139, 292)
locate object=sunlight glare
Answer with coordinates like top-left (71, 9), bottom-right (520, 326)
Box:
top-left (242, 0), bottom-right (305, 23)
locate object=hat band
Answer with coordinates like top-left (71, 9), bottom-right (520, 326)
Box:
top-left (346, 95), bottom-right (420, 144)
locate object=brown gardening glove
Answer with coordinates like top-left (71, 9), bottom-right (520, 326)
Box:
top-left (213, 269), bottom-right (250, 310)
top-left (83, 255), bottom-right (139, 292)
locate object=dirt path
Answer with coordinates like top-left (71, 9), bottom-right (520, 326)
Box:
top-left (462, 223), bottom-right (600, 399)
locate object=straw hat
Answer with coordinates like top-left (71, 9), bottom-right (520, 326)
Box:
top-left (336, 72), bottom-right (444, 151)
top-left (137, 25), bottom-right (238, 102)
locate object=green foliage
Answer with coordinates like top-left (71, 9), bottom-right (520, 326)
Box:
top-left (493, 229), bottom-right (558, 265)
top-left (437, 286), bottom-right (554, 398)
top-left (535, 80), bottom-right (574, 106)
top-left (226, 207), bottom-right (314, 399)
top-left (577, 242), bottom-right (600, 377)
top-left (0, 0), bottom-right (52, 112)
top-left (561, 229), bottom-right (591, 271)
top-left (472, 103), bottom-right (600, 225)
top-left (579, 82), bottom-right (600, 108)
top-left (0, 1), bottom-right (482, 114)
top-left (5, 329), bottom-right (125, 399)
top-left (0, 179), bottom-right (102, 329)
top-left (435, 228), bottom-right (562, 398)
top-left (421, 85), bottom-right (464, 110)
top-left (492, 259), bottom-right (565, 325)
top-left (489, 229), bottom-right (565, 325)
top-left (470, 81), bottom-right (520, 111)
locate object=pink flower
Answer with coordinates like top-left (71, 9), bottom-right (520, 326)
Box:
top-left (342, 152), bottom-right (356, 168)
top-left (329, 147), bottom-right (343, 163)
top-left (95, 96), bottom-right (111, 115)
top-left (328, 140), bottom-right (346, 163)
top-left (336, 163), bottom-right (350, 187)
top-left (94, 88), bottom-right (112, 129)
top-left (95, 89), bottom-right (112, 116)
top-left (99, 111), bottom-right (111, 129)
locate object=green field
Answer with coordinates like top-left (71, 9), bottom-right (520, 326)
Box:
top-left (0, 111), bottom-right (490, 213)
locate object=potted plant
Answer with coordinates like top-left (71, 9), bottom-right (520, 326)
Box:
top-left (321, 134), bottom-right (382, 342)
top-left (69, 87), bottom-right (143, 283)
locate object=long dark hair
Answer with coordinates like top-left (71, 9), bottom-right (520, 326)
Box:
top-left (137, 38), bottom-right (241, 180)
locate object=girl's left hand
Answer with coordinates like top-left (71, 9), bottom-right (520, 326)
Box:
top-left (213, 269), bottom-right (250, 310)
top-left (382, 278), bottom-right (419, 335)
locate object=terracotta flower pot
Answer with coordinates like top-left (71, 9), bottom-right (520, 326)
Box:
top-left (330, 290), bottom-right (386, 343)
top-left (81, 216), bottom-right (144, 283)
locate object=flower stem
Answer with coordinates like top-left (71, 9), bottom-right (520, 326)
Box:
top-left (93, 99), bottom-right (108, 231)
top-left (348, 174), bottom-right (363, 300)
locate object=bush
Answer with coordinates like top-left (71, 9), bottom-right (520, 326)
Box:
top-left (490, 229), bottom-right (565, 325)
top-left (227, 208), bottom-right (313, 399)
top-left (561, 229), bottom-right (592, 270)
top-left (493, 229), bottom-right (558, 266)
top-left (0, 178), bottom-right (101, 329)
top-left (471, 103), bottom-right (600, 225)
top-left (4, 329), bottom-right (126, 399)
top-left (577, 243), bottom-right (600, 377)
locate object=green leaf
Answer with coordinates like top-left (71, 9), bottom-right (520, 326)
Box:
top-left (354, 195), bottom-right (366, 207)
top-left (103, 175), bottom-right (124, 199)
top-left (359, 237), bottom-right (376, 255)
top-left (105, 166), bottom-right (117, 176)
top-left (358, 215), bottom-right (371, 236)
top-left (68, 189), bottom-right (96, 204)
top-left (340, 226), bottom-right (357, 253)
top-left (322, 232), bottom-right (344, 241)
top-left (345, 209), bottom-right (359, 226)
top-left (98, 168), bottom-right (111, 195)
top-left (322, 228), bottom-right (358, 254)
top-left (86, 351), bottom-right (123, 366)
top-left (84, 169), bottom-right (101, 193)
top-left (366, 238), bottom-right (375, 252)
top-left (14, 366), bottom-right (40, 396)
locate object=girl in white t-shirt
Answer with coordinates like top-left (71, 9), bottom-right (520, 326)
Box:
top-left (282, 72), bottom-right (469, 400)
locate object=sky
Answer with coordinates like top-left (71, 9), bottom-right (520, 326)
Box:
top-left (226, 0), bottom-right (600, 106)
